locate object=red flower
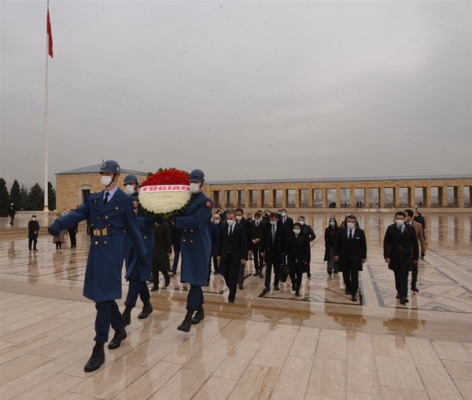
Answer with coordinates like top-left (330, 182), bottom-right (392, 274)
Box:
top-left (142, 168), bottom-right (189, 187)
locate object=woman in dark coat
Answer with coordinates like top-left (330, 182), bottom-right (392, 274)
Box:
top-left (324, 217), bottom-right (339, 276)
top-left (287, 222), bottom-right (311, 296)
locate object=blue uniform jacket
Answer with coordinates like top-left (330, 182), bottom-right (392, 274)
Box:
top-left (124, 193), bottom-right (154, 282)
top-left (174, 192), bottom-right (213, 286)
top-left (50, 188), bottom-right (146, 302)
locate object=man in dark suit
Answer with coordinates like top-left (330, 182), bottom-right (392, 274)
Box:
top-left (333, 214), bottom-right (367, 302)
top-left (383, 211), bottom-right (419, 305)
top-left (298, 215), bottom-right (316, 278)
top-left (250, 211), bottom-right (266, 277)
top-left (217, 211), bottom-right (248, 303)
top-left (261, 212), bottom-right (286, 292)
top-left (235, 208), bottom-right (252, 289)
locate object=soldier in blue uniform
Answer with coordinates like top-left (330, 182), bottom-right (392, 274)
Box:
top-left (48, 160), bottom-right (146, 372)
top-left (122, 174), bottom-right (154, 325)
top-left (172, 169), bottom-right (213, 332)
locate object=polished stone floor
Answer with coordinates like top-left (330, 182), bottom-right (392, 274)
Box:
top-left (1, 212), bottom-right (471, 399)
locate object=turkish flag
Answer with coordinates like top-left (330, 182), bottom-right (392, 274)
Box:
top-left (47, 9), bottom-right (53, 58)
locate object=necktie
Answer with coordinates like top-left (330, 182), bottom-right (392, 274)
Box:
top-left (229, 225), bottom-right (233, 236)
top-left (104, 192), bottom-right (109, 205)
top-left (349, 229), bottom-right (353, 239)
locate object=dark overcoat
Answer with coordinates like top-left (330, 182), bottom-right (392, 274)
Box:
top-left (174, 192), bottom-right (213, 286)
top-left (383, 223), bottom-right (419, 271)
top-left (333, 227), bottom-right (367, 272)
top-left (125, 193), bottom-right (154, 282)
top-left (153, 221), bottom-right (172, 272)
top-left (50, 188), bottom-right (146, 302)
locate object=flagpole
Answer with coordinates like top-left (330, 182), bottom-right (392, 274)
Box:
top-left (43, 0), bottom-right (50, 212)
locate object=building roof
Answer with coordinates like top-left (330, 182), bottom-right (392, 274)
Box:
top-left (56, 164), bottom-right (147, 176)
top-left (206, 174), bottom-right (472, 185)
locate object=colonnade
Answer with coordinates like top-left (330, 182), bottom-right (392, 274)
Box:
top-left (204, 177), bottom-right (472, 209)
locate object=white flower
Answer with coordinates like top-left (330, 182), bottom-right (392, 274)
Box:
top-left (139, 191), bottom-right (191, 214)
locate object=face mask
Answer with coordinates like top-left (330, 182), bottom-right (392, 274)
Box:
top-left (125, 184), bottom-right (135, 195)
top-left (213, 220), bottom-right (220, 224)
top-left (293, 228), bottom-right (301, 234)
top-left (329, 221), bottom-right (335, 227)
top-left (270, 220), bottom-right (277, 226)
top-left (227, 219), bottom-right (235, 226)
top-left (396, 219), bottom-right (405, 227)
top-left (100, 175), bottom-right (113, 186)
top-left (298, 220), bottom-right (305, 225)
top-left (236, 216), bottom-right (242, 221)
top-left (281, 212), bottom-right (286, 217)
top-left (190, 183), bottom-right (200, 193)
top-left (347, 222), bottom-right (355, 230)
top-left (32, 217), bottom-right (36, 221)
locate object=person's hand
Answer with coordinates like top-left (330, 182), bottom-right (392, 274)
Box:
top-left (48, 221), bottom-right (61, 237)
top-left (334, 255), bottom-right (339, 262)
top-left (240, 259), bottom-right (247, 265)
top-left (167, 253), bottom-right (172, 257)
top-left (384, 258), bottom-right (390, 264)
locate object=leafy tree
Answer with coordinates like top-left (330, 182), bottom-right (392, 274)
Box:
top-left (10, 180), bottom-right (21, 208)
top-left (0, 178), bottom-right (9, 216)
top-left (19, 185), bottom-right (29, 210)
top-left (48, 181), bottom-right (56, 210)
top-left (28, 183), bottom-right (44, 211)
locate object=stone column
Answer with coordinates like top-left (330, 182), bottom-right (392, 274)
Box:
top-left (409, 186), bottom-right (415, 208)
top-left (282, 189), bottom-right (288, 208)
top-left (379, 186), bottom-right (385, 208)
top-left (455, 186), bottom-right (463, 208)
top-left (322, 188), bottom-right (327, 208)
top-left (350, 187), bottom-right (355, 208)
top-left (258, 190), bottom-right (263, 208)
top-left (335, 189), bottom-right (340, 208)
top-left (424, 186), bottom-right (431, 208)
top-left (394, 186), bottom-right (400, 208)
top-left (309, 188), bottom-right (314, 208)
top-left (364, 186), bottom-right (370, 208)
top-left (439, 185), bottom-right (448, 208)
top-left (269, 190), bottom-right (274, 208)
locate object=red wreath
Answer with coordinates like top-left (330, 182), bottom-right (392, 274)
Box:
top-left (142, 168), bottom-right (190, 186)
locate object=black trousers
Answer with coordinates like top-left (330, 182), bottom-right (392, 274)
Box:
top-left (289, 258), bottom-right (303, 290)
top-left (69, 232), bottom-right (77, 248)
top-left (187, 285), bottom-right (203, 310)
top-left (221, 254), bottom-right (240, 301)
top-left (265, 255), bottom-right (281, 288)
top-left (94, 300), bottom-right (124, 342)
top-left (411, 263), bottom-right (418, 288)
top-left (252, 248), bottom-right (264, 273)
top-left (341, 261), bottom-right (359, 295)
top-left (28, 238), bottom-right (37, 250)
top-left (394, 268), bottom-right (409, 298)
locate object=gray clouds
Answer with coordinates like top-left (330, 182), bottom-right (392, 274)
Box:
top-left (1, 1), bottom-right (471, 187)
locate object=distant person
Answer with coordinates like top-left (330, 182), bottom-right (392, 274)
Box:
top-left (250, 211), bottom-right (266, 277)
top-left (405, 209), bottom-right (427, 292)
top-left (217, 210), bottom-right (248, 303)
top-left (151, 220), bottom-right (172, 291)
top-left (297, 216), bottom-right (316, 278)
top-left (235, 208), bottom-right (252, 289)
top-left (48, 160), bottom-right (146, 373)
top-left (8, 202), bottom-right (16, 226)
top-left (324, 217), bottom-right (340, 276)
top-left (52, 213), bottom-right (65, 249)
top-left (208, 213), bottom-right (221, 277)
top-left (333, 215), bottom-right (367, 302)
top-left (28, 214), bottom-right (39, 251)
top-left (261, 212), bottom-right (286, 293)
top-left (287, 222), bottom-right (310, 296)
top-left (67, 214), bottom-right (79, 248)
top-left (414, 212), bottom-right (426, 243)
top-left (383, 211), bottom-right (419, 305)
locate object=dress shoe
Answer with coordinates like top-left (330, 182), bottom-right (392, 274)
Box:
top-left (400, 297), bottom-right (409, 305)
top-left (396, 293), bottom-right (401, 299)
top-left (260, 273), bottom-right (264, 279)
top-left (262, 286), bottom-right (270, 293)
top-left (345, 289), bottom-right (351, 295)
top-left (165, 277), bottom-right (170, 288)
top-left (177, 310), bottom-right (194, 332)
top-left (108, 328), bottom-right (127, 349)
top-left (238, 284), bottom-right (244, 290)
top-left (84, 342), bottom-right (105, 372)
top-left (150, 286), bottom-right (159, 291)
top-left (191, 305), bottom-right (205, 324)
top-left (228, 299), bottom-right (235, 303)
top-left (295, 289), bottom-right (300, 296)
top-left (122, 308), bottom-right (132, 326)
top-left (411, 286), bottom-right (419, 293)
top-left (138, 302), bottom-right (153, 319)
top-left (328, 272), bottom-right (332, 276)
top-left (351, 294), bottom-right (357, 302)
top-left (274, 286), bottom-right (280, 291)
top-left (253, 272), bottom-right (259, 276)
top-left (307, 272), bottom-right (312, 279)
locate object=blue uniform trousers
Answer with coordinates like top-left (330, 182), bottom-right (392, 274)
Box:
top-left (125, 265), bottom-right (150, 308)
top-left (94, 300), bottom-right (124, 343)
top-left (394, 269), bottom-right (409, 298)
top-left (187, 285), bottom-right (204, 310)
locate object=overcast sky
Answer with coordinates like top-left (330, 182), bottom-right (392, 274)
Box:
top-left (1, 0), bottom-right (471, 189)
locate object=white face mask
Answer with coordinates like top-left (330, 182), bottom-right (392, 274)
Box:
top-left (213, 220), bottom-right (220, 224)
top-left (293, 228), bottom-right (301, 234)
top-left (227, 219), bottom-right (235, 226)
top-left (347, 222), bottom-right (355, 230)
top-left (190, 183), bottom-right (200, 193)
top-left (270, 220), bottom-right (277, 226)
top-left (236, 216), bottom-right (242, 221)
top-left (281, 212), bottom-right (286, 217)
top-left (125, 184), bottom-right (135, 195)
top-left (100, 175), bottom-right (113, 186)
top-left (298, 220), bottom-right (305, 225)
top-left (396, 219), bottom-right (405, 227)
top-left (32, 217), bottom-right (36, 221)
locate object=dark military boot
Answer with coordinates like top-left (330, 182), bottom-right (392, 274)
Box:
top-left (191, 305), bottom-right (205, 325)
top-left (138, 302), bottom-right (153, 319)
top-left (84, 342), bottom-right (105, 372)
top-left (177, 310), bottom-right (195, 332)
top-left (108, 328), bottom-right (127, 349)
top-left (122, 306), bottom-right (132, 326)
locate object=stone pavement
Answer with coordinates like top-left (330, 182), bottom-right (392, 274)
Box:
top-left (0, 212), bottom-right (471, 399)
